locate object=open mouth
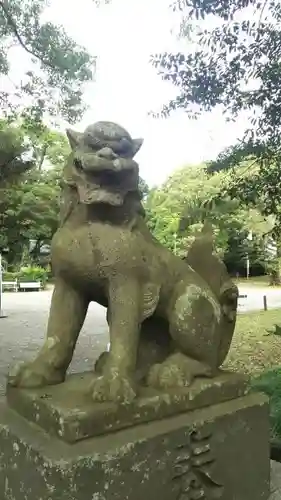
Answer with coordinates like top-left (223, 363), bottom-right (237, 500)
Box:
top-left (74, 159), bottom-right (139, 206)
top-left (77, 183), bottom-right (125, 206)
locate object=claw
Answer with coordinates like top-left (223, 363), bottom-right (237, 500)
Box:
top-left (91, 373), bottom-right (137, 404)
top-left (147, 362), bottom-right (192, 390)
top-left (7, 361), bottom-right (64, 388)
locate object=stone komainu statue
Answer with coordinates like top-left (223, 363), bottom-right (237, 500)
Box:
top-left (8, 122), bottom-right (238, 403)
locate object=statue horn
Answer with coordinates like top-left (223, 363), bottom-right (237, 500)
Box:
top-left (66, 129), bottom-right (83, 150)
top-left (131, 138), bottom-right (143, 157)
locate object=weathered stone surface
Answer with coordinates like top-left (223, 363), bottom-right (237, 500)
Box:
top-left (7, 371), bottom-right (249, 443)
top-left (0, 393), bottom-right (269, 500)
top-left (8, 121), bottom-right (239, 405)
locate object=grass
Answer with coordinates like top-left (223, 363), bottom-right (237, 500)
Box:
top-left (225, 309), bottom-right (281, 439)
top-left (224, 309), bottom-right (281, 374)
top-left (251, 369), bottom-right (281, 439)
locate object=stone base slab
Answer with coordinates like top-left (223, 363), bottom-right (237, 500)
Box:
top-left (6, 371), bottom-right (249, 443)
top-left (0, 393), bottom-right (270, 500)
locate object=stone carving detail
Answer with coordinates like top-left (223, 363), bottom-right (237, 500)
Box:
top-left (173, 427), bottom-right (223, 499)
top-left (8, 120), bottom-right (238, 404)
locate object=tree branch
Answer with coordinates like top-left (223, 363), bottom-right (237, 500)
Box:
top-left (256, 0), bottom-right (269, 41)
top-left (0, 0), bottom-right (60, 72)
top-left (37, 143), bottom-right (47, 171)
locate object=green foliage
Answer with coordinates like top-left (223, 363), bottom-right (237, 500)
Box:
top-left (18, 265), bottom-right (48, 285)
top-left (0, 0), bottom-right (95, 124)
top-left (151, 0), bottom-right (281, 231)
top-left (0, 119), bottom-right (34, 186)
top-left (2, 271), bottom-right (18, 281)
top-left (3, 266), bottom-right (48, 287)
top-left (0, 167), bottom-right (60, 263)
top-left (145, 186), bottom-right (184, 255)
top-left (251, 369), bottom-right (281, 439)
top-left (152, 0), bottom-right (281, 130)
top-left (144, 163), bottom-right (273, 270)
top-left (0, 118), bottom-right (69, 187)
top-left (139, 177), bottom-right (150, 200)
top-left (266, 324), bottom-right (281, 337)
top-left (20, 116), bottom-right (70, 170)
top-left (205, 156), bottom-right (281, 238)
top-left (0, 120), bottom-right (65, 265)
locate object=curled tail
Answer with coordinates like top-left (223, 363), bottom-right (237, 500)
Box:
top-left (184, 222), bottom-right (238, 366)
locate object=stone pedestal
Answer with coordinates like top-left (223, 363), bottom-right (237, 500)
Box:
top-left (1, 372), bottom-right (270, 500)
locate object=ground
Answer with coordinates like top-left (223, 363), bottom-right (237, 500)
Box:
top-left (0, 289), bottom-right (108, 397)
top-left (1, 286), bottom-right (281, 396)
top-left (235, 275), bottom-right (275, 287)
top-left (238, 283), bottom-right (281, 312)
top-left (224, 309), bottom-right (281, 374)
top-left (1, 287), bottom-right (281, 497)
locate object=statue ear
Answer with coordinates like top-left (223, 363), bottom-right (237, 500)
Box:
top-left (66, 128), bottom-right (83, 150)
top-left (131, 138), bottom-right (143, 157)
top-left (201, 220), bottom-right (214, 251)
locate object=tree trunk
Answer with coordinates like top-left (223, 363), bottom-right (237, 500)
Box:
top-left (269, 269), bottom-right (281, 286)
top-left (269, 240), bottom-right (281, 286)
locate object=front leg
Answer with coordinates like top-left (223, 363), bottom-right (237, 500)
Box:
top-left (8, 278), bottom-right (89, 388)
top-left (92, 277), bottom-right (141, 403)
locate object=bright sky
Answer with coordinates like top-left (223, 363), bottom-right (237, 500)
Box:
top-left (14, 0), bottom-right (251, 185)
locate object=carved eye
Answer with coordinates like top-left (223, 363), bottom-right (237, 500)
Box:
top-left (114, 138), bottom-right (132, 158)
top-left (74, 158), bottom-right (83, 171)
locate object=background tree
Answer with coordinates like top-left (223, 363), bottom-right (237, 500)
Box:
top-left (139, 176), bottom-right (150, 200)
top-left (0, 118), bottom-right (69, 185)
top-left (0, 169), bottom-right (60, 266)
top-left (20, 117), bottom-right (70, 170)
top-left (151, 0), bottom-right (281, 232)
top-left (0, 120), bottom-right (67, 266)
top-left (0, 119), bottom-right (33, 186)
top-left (145, 164), bottom-right (273, 275)
top-left (0, 0), bottom-right (95, 124)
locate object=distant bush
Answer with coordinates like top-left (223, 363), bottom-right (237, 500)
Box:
top-left (2, 271), bottom-right (18, 281)
top-left (3, 266), bottom-right (48, 289)
top-left (18, 266), bottom-right (48, 288)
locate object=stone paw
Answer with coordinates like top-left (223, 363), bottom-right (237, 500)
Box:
top-left (94, 351), bottom-right (109, 375)
top-left (7, 361), bottom-right (64, 388)
top-left (147, 361), bottom-right (192, 390)
top-left (91, 372), bottom-right (137, 404)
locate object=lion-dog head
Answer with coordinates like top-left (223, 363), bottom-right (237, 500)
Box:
top-left (63, 121), bottom-right (143, 211)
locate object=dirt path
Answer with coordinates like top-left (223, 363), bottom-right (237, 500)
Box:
top-left (238, 284), bottom-right (281, 312)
